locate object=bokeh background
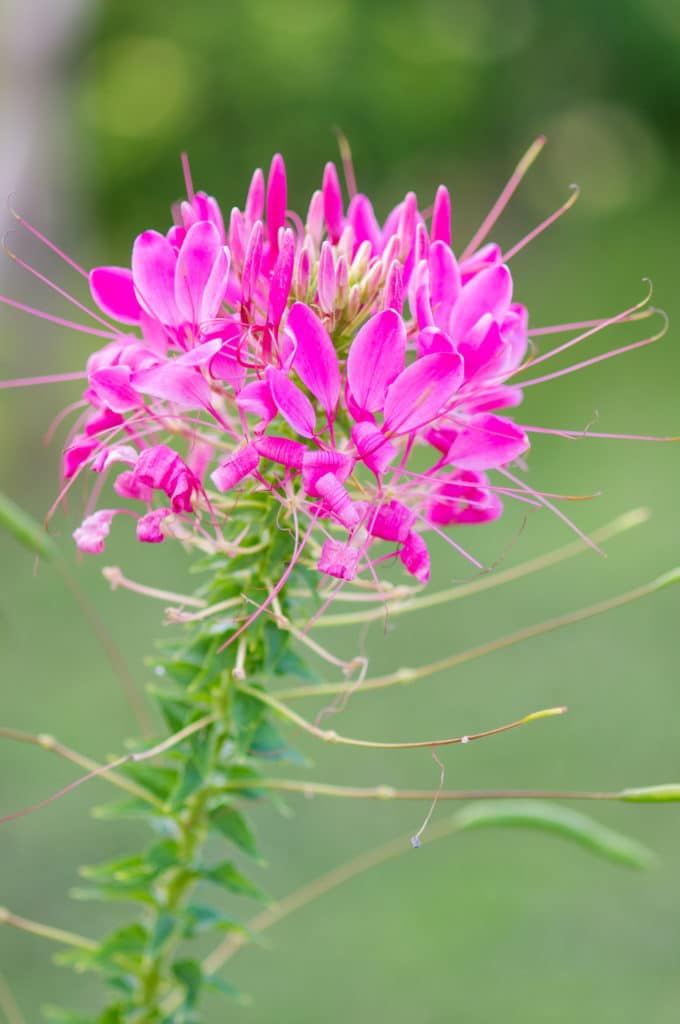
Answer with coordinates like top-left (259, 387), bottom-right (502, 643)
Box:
top-left (1, 1), bottom-right (680, 1020)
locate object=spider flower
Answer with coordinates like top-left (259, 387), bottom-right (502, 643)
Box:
top-left (2, 147), bottom-right (662, 587)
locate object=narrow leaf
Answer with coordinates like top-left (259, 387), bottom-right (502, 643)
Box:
top-left (452, 800), bottom-right (654, 869)
top-left (209, 806), bottom-right (259, 859)
top-left (0, 491), bottom-right (57, 558)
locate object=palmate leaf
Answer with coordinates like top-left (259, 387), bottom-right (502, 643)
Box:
top-left (451, 801), bottom-right (654, 869)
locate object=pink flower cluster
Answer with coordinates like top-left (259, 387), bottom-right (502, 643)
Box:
top-left (59, 155), bottom-right (538, 582)
top-left (26, 152), bottom-right (605, 585)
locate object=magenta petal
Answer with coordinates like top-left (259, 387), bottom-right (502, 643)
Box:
top-left (351, 421), bottom-right (398, 475)
top-left (302, 449), bottom-right (354, 496)
top-left (132, 230), bottom-right (179, 325)
top-left (268, 228), bottom-right (295, 329)
top-left (449, 264), bottom-right (513, 341)
top-left (368, 499), bottom-right (415, 543)
top-left (132, 363), bottom-right (212, 410)
top-left (266, 367), bottom-right (317, 438)
top-left (89, 366), bottom-right (140, 412)
top-left (399, 531), bottom-right (430, 583)
top-left (90, 267), bottom-right (142, 324)
top-left (315, 473), bottom-right (360, 529)
top-left (383, 352), bottom-right (463, 436)
top-left (429, 240), bottom-right (461, 325)
top-left (211, 444), bottom-right (260, 492)
top-left (322, 161), bottom-right (344, 244)
top-left (445, 414), bottom-right (529, 470)
top-left (347, 309), bottom-right (406, 413)
top-left (285, 302), bottom-right (340, 414)
top-left (174, 221), bottom-right (225, 324)
top-left (431, 186), bottom-right (451, 246)
top-left (318, 539), bottom-right (360, 581)
top-left (266, 153), bottom-right (287, 249)
top-left (347, 194), bottom-right (382, 253)
top-left (236, 379), bottom-right (277, 427)
top-left (137, 508), bottom-right (172, 543)
top-left (255, 435), bottom-right (307, 468)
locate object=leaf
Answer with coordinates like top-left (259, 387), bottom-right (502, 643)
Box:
top-left (248, 717), bottom-right (306, 765)
top-left (182, 904), bottom-right (244, 939)
top-left (149, 913), bottom-right (177, 955)
top-left (70, 885), bottom-right (156, 906)
top-left (118, 763), bottom-right (178, 801)
top-left (0, 491), bottom-right (57, 559)
top-left (172, 959), bottom-right (203, 1008)
top-left (209, 805), bottom-right (259, 860)
top-left (201, 860), bottom-right (267, 901)
top-left (91, 797), bottom-right (157, 820)
top-left (99, 923), bottom-right (148, 958)
top-left (451, 801), bottom-right (654, 869)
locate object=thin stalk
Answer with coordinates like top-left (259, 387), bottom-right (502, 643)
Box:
top-left (239, 686), bottom-right (565, 751)
top-left (277, 568), bottom-right (678, 701)
top-left (314, 507), bottom-right (649, 628)
top-left (0, 906), bottom-right (96, 952)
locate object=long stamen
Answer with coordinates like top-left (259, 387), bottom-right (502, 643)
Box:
top-left (8, 202), bottom-right (88, 278)
top-left (502, 185), bottom-right (580, 262)
top-left (461, 136), bottom-right (546, 260)
top-left (0, 294), bottom-right (117, 337)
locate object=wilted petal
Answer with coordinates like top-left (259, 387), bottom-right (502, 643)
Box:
top-left (383, 352), bottom-right (463, 436)
top-left (302, 449), bottom-right (354, 496)
top-left (90, 267), bottom-right (142, 324)
top-left (318, 539), bottom-right (360, 581)
top-left (427, 469), bottom-right (503, 525)
top-left (315, 472), bottom-right (360, 528)
top-left (347, 309), bottom-right (406, 413)
top-left (285, 303), bottom-right (341, 414)
top-left (399, 530), bottom-right (430, 582)
top-left (132, 230), bottom-right (179, 325)
top-left (368, 500), bottom-right (415, 543)
top-left (137, 507), bottom-right (173, 543)
top-left (211, 444), bottom-right (260, 492)
top-left (266, 367), bottom-right (317, 438)
top-left (255, 435), bottom-right (307, 468)
top-left (445, 414), bottom-right (529, 470)
top-left (73, 509), bottom-right (116, 554)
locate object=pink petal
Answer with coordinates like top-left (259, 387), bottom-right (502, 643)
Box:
top-left (89, 366), bottom-right (140, 412)
top-left (266, 153), bottom-right (287, 251)
top-left (302, 449), bottom-right (354, 496)
top-left (399, 531), bottom-right (430, 583)
top-left (318, 539), bottom-right (360, 581)
top-left (431, 186), bottom-right (451, 246)
top-left (368, 499), bottom-right (415, 543)
top-left (211, 444), bottom-right (260, 492)
top-left (285, 303), bottom-right (340, 414)
top-left (347, 309), bottom-right (406, 413)
top-left (255, 435), bottom-right (307, 468)
top-left (137, 508), bottom-right (172, 543)
top-left (429, 241), bottom-right (461, 326)
top-left (315, 473), bottom-right (360, 529)
top-left (317, 241), bottom-right (336, 314)
top-left (266, 367), bottom-right (317, 438)
top-left (383, 352), bottom-right (463, 436)
top-left (236, 379), bottom-right (277, 427)
top-left (267, 228), bottom-right (295, 330)
top-left (245, 167), bottom-right (265, 224)
top-left (132, 362), bottom-right (212, 410)
top-left (114, 469), bottom-right (153, 502)
top-left (322, 161), bottom-right (344, 244)
top-left (174, 220), bottom-right (229, 324)
top-left (449, 264), bottom-right (513, 341)
top-left (351, 421), bottom-right (398, 475)
top-left (73, 509), bottom-right (116, 554)
top-left (90, 267), bottom-right (142, 324)
top-left (132, 230), bottom-right (179, 325)
top-left (445, 414), bottom-right (529, 470)
top-left (347, 194), bottom-right (382, 253)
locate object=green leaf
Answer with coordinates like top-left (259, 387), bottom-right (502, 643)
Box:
top-left (172, 959), bottom-right (203, 1008)
top-left (149, 912), bottom-right (177, 955)
top-left (209, 805), bottom-right (259, 859)
top-left (118, 763), bottom-right (178, 801)
top-left (91, 797), bottom-right (157, 820)
top-left (451, 801), bottom-right (654, 869)
top-left (0, 491), bottom-right (57, 559)
top-left (70, 884), bottom-right (156, 905)
top-left (248, 717), bottom-right (306, 765)
top-left (99, 923), bottom-right (147, 958)
top-left (201, 860), bottom-right (267, 901)
top-left (182, 904), bottom-right (244, 939)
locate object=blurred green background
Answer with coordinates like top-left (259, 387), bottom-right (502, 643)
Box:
top-left (1, 0), bottom-right (680, 1020)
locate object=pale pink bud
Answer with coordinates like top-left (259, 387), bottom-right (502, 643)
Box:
top-left (382, 259), bottom-right (403, 313)
top-left (137, 507), bottom-right (172, 544)
top-left (73, 510), bottom-right (116, 555)
top-left (318, 241), bottom-right (337, 315)
top-left (295, 243), bottom-right (312, 299)
top-left (350, 239), bottom-right (372, 282)
top-left (346, 284), bottom-right (362, 321)
top-left (228, 207), bottom-right (246, 268)
top-left (306, 190), bottom-right (324, 249)
top-left (335, 255), bottom-right (349, 307)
